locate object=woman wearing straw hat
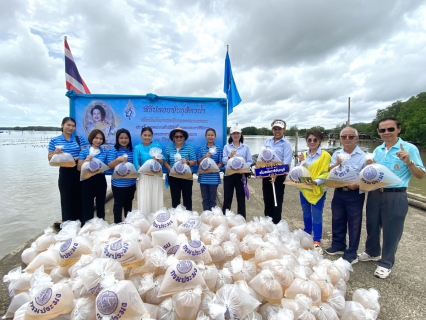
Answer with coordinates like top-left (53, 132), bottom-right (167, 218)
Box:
top-left (222, 125), bottom-right (252, 218)
top-left (262, 119), bottom-right (293, 224)
top-left (163, 128), bottom-right (197, 210)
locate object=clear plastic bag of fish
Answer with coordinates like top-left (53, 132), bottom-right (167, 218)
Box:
top-left (80, 157), bottom-right (109, 181)
top-left (101, 237), bottom-right (144, 268)
top-left (286, 164), bottom-right (312, 187)
top-left (58, 235), bottom-right (93, 267)
top-left (34, 227), bottom-right (57, 252)
top-left (352, 288), bottom-right (380, 315)
top-left (96, 279), bottom-right (148, 320)
top-left (178, 219), bottom-right (210, 236)
top-left (139, 273), bottom-right (168, 305)
top-left (249, 267), bottom-right (283, 305)
top-left (147, 209), bottom-right (179, 235)
top-left (230, 255), bottom-right (257, 282)
top-left (21, 243), bottom-right (40, 266)
top-left (359, 163), bottom-right (403, 191)
top-left (158, 260), bottom-right (208, 297)
top-left (158, 298), bottom-right (178, 320)
top-left (256, 146), bottom-right (283, 166)
top-left (172, 285), bottom-right (203, 320)
top-left (112, 157), bottom-right (138, 179)
top-left (225, 156), bottom-right (250, 176)
top-left (209, 284), bottom-right (261, 320)
top-left (325, 164), bottom-right (360, 188)
top-left (170, 153), bottom-right (193, 179)
top-left (70, 297), bottom-right (96, 320)
top-left (3, 266), bottom-right (32, 297)
top-left (175, 238), bottom-right (212, 263)
top-left (259, 257), bottom-right (295, 288)
top-left (152, 228), bottom-right (179, 254)
top-left (294, 294), bottom-right (315, 320)
top-left (324, 289), bottom-right (345, 318)
top-left (215, 267), bottom-right (234, 292)
top-left (284, 266), bottom-right (321, 305)
top-left (198, 146), bottom-right (220, 174)
top-left (2, 291), bottom-right (30, 319)
top-left (50, 146), bottom-right (76, 167)
top-left (139, 159), bottom-right (163, 177)
top-left (309, 266), bottom-right (334, 302)
top-left (341, 301), bottom-right (378, 320)
top-left (24, 245), bottom-right (60, 273)
top-left (77, 258), bottom-right (125, 295)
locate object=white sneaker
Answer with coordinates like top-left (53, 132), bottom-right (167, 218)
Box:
top-left (358, 252), bottom-right (381, 261)
top-left (314, 243), bottom-right (323, 255)
top-left (374, 266), bottom-right (391, 279)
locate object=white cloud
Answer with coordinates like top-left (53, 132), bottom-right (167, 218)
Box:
top-left (1, 0), bottom-right (426, 130)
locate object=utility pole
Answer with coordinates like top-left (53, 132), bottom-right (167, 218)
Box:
top-left (347, 97), bottom-right (351, 127)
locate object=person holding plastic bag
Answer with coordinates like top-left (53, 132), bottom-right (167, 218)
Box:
top-left (222, 125), bottom-right (252, 218)
top-left (78, 129), bottom-right (108, 224)
top-left (297, 129), bottom-right (331, 254)
top-left (163, 127), bottom-right (196, 210)
top-left (133, 126), bottom-right (164, 214)
top-left (48, 117), bottom-right (89, 223)
top-left (197, 128), bottom-right (223, 211)
top-left (262, 119), bottom-right (293, 224)
top-left (358, 117), bottom-right (425, 279)
top-left (107, 128), bottom-right (137, 223)
top-left (325, 127), bottom-right (366, 265)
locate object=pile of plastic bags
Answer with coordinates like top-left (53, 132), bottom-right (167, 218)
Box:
top-left (3, 206), bottom-right (381, 320)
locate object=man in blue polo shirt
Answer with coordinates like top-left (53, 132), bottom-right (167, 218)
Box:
top-left (358, 117), bottom-right (425, 279)
top-left (325, 127), bottom-right (366, 265)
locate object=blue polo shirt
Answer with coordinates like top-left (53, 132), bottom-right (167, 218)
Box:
top-left (78, 147), bottom-right (108, 166)
top-left (222, 142), bottom-right (253, 166)
top-left (197, 144), bottom-right (223, 185)
top-left (331, 146), bottom-right (366, 174)
top-left (48, 134), bottom-right (89, 157)
top-left (107, 147), bottom-right (136, 187)
top-left (164, 142), bottom-right (196, 172)
top-left (373, 138), bottom-right (425, 188)
top-left (263, 136), bottom-right (293, 164)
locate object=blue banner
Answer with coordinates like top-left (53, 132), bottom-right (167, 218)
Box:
top-left (67, 92), bottom-right (227, 153)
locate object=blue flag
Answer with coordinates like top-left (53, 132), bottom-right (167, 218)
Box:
top-left (223, 51), bottom-right (242, 114)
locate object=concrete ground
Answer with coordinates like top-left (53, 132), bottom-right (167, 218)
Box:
top-left (1, 178), bottom-right (425, 319)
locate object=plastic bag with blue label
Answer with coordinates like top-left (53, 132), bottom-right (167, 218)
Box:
top-left (80, 148), bottom-right (109, 181)
top-left (225, 156), bottom-right (250, 176)
top-left (359, 163), bottom-right (403, 192)
top-left (198, 146), bottom-right (220, 174)
top-left (256, 146), bottom-right (283, 166)
top-left (112, 155), bottom-right (138, 179)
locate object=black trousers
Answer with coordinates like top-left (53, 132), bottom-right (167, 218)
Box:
top-left (58, 166), bottom-right (82, 222)
top-left (168, 175), bottom-right (193, 210)
top-left (222, 173), bottom-right (246, 218)
top-left (81, 174), bottom-right (107, 224)
top-left (262, 175), bottom-right (286, 224)
top-left (112, 184), bottom-right (136, 223)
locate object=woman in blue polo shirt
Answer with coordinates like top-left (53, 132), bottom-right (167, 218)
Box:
top-left (163, 128), bottom-right (196, 210)
top-left (48, 117), bottom-right (89, 222)
top-left (107, 128), bottom-right (136, 223)
top-left (78, 129), bottom-right (108, 224)
top-left (197, 128), bottom-right (223, 211)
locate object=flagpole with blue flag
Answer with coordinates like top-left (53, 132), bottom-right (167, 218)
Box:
top-left (223, 45), bottom-right (242, 115)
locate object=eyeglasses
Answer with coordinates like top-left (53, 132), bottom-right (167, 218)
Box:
top-left (174, 135), bottom-right (184, 139)
top-left (307, 138), bottom-right (318, 143)
top-left (340, 135), bottom-right (356, 140)
top-left (378, 127), bottom-right (396, 133)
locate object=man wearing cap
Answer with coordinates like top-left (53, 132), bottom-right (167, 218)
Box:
top-left (325, 127), bottom-right (366, 265)
top-left (262, 119), bottom-right (293, 224)
top-left (358, 117), bottom-right (425, 279)
top-left (163, 128), bottom-right (197, 210)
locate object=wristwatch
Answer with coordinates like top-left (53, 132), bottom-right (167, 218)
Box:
top-left (407, 160), bottom-right (415, 167)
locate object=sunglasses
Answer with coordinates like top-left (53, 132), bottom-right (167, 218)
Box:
top-left (174, 135), bottom-right (184, 139)
top-left (378, 127), bottom-right (396, 133)
top-left (340, 135), bottom-right (356, 140)
top-left (307, 138), bottom-right (318, 143)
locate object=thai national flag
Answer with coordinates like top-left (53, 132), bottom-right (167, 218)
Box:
top-left (64, 37), bottom-right (91, 94)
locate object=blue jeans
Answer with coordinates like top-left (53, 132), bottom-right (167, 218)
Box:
top-left (331, 188), bottom-right (365, 261)
top-left (200, 184), bottom-right (219, 211)
top-left (300, 192), bottom-right (326, 242)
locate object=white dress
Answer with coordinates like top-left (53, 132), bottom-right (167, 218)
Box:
top-left (133, 142), bottom-right (164, 214)
top-left (137, 174), bottom-right (163, 215)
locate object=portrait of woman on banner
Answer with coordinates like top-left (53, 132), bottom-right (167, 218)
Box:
top-left (83, 101), bottom-right (116, 144)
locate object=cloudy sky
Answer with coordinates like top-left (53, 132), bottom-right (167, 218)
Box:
top-left (1, 0), bottom-right (426, 130)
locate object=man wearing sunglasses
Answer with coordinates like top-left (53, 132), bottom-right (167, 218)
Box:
top-left (325, 127), bottom-right (366, 265)
top-left (358, 117), bottom-right (425, 279)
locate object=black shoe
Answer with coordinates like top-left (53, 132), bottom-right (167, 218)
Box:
top-left (324, 247), bottom-right (344, 255)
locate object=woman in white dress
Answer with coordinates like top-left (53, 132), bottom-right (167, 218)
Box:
top-left (133, 127), bottom-right (164, 214)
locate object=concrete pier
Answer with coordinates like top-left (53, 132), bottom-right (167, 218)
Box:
top-left (1, 179), bottom-right (425, 319)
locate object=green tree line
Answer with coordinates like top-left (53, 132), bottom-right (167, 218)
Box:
top-left (0, 126), bottom-right (61, 131)
top-left (227, 92), bottom-right (426, 146)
